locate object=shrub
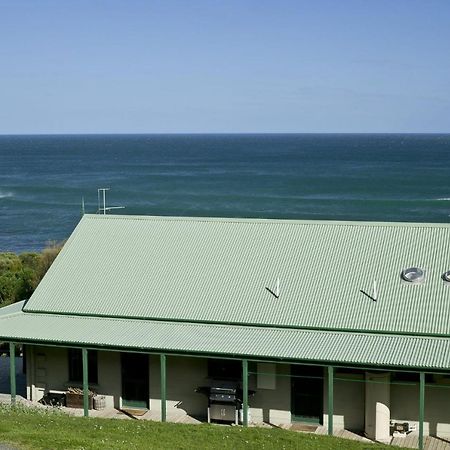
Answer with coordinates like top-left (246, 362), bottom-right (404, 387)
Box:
top-left (40, 240), bottom-right (65, 276)
top-left (0, 253), bottom-right (22, 274)
top-left (0, 241), bottom-right (65, 306)
top-left (0, 271), bottom-right (23, 305)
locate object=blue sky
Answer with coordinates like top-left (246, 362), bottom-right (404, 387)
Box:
top-left (0, 0), bottom-right (449, 133)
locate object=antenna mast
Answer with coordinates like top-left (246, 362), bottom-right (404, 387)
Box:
top-left (97, 188), bottom-right (125, 215)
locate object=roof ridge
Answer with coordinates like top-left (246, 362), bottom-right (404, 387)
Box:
top-left (82, 213), bottom-right (450, 229)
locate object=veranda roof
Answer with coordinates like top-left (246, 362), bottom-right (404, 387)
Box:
top-left (1, 301), bottom-right (450, 371)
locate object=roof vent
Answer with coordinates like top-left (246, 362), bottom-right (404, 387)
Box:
top-left (442, 270), bottom-right (450, 283)
top-left (401, 267), bottom-right (425, 283)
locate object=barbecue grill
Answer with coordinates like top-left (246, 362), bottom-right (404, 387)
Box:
top-left (196, 384), bottom-right (254, 424)
top-left (208, 386), bottom-right (239, 424)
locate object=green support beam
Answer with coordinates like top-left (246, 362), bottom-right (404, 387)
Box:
top-left (328, 366), bottom-right (334, 435)
top-left (160, 354), bottom-right (167, 422)
top-left (419, 372), bottom-right (425, 450)
top-left (82, 348), bottom-right (89, 417)
top-left (9, 343), bottom-right (16, 405)
top-left (242, 359), bottom-right (248, 427)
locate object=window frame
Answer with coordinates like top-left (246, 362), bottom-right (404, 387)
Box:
top-left (68, 348), bottom-right (98, 384)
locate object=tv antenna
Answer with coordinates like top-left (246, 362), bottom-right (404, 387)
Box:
top-left (97, 188), bottom-right (125, 215)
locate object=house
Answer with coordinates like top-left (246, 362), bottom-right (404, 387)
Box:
top-left (2, 214), bottom-right (450, 449)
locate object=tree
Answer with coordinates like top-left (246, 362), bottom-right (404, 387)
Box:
top-left (0, 272), bottom-right (23, 305)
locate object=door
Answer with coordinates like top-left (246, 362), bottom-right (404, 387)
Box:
top-left (291, 365), bottom-right (323, 423)
top-left (121, 353), bottom-right (149, 409)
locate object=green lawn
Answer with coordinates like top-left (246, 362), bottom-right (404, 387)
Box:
top-left (0, 405), bottom-right (390, 450)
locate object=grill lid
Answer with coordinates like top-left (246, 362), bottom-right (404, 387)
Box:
top-left (210, 386), bottom-right (236, 395)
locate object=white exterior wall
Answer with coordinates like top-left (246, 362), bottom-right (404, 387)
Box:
top-left (97, 351), bottom-right (121, 408)
top-left (249, 362), bottom-right (291, 425)
top-left (27, 346), bottom-right (121, 409)
top-left (149, 355), bottom-right (208, 418)
top-left (323, 371), bottom-right (365, 432)
top-left (26, 351), bottom-right (243, 419)
top-left (26, 348), bottom-right (291, 423)
top-left (25, 345), bottom-right (35, 400)
top-left (322, 370), bottom-right (450, 440)
top-left (150, 357), bottom-right (291, 424)
top-left (28, 346), bottom-right (68, 401)
top-left (25, 346), bottom-right (450, 436)
top-left (365, 372), bottom-right (391, 443)
top-left (390, 379), bottom-right (450, 441)
top-left (149, 354), bottom-right (161, 412)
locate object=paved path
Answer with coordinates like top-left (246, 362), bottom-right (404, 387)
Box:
top-left (391, 434), bottom-right (450, 450)
top-left (315, 425), bottom-right (373, 442)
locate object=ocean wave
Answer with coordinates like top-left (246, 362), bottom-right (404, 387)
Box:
top-left (0, 190), bottom-right (13, 199)
top-left (436, 198), bottom-right (450, 201)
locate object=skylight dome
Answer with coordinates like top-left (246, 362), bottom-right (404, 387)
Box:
top-left (442, 270), bottom-right (450, 283)
top-left (401, 267), bottom-right (425, 283)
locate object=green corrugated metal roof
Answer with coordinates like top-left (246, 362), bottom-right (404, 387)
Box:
top-left (23, 214), bottom-right (450, 336)
top-left (1, 309), bottom-right (450, 370)
top-left (0, 300), bottom-right (25, 316)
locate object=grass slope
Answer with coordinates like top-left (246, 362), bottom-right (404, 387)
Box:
top-left (0, 406), bottom-right (389, 450)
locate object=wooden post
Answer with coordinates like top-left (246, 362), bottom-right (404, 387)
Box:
top-left (419, 372), bottom-right (425, 450)
top-left (82, 348), bottom-right (89, 417)
top-left (9, 342), bottom-right (16, 405)
top-left (242, 359), bottom-right (248, 427)
top-left (160, 354), bottom-right (167, 422)
top-left (328, 366), bottom-right (334, 435)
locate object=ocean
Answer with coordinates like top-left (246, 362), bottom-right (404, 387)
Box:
top-left (1, 134), bottom-right (450, 253)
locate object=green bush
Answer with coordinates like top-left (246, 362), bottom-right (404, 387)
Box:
top-left (0, 253), bottom-right (22, 273)
top-left (0, 271), bottom-right (23, 305)
top-left (40, 241), bottom-right (64, 275)
top-left (0, 241), bottom-right (64, 307)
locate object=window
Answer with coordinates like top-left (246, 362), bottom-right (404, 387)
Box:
top-left (68, 349), bottom-right (98, 384)
top-left (391, 372), bottom-right (418, 383)
top-left (391, 372), bottom-right (434, 384)
top-left (208, 359), bottom-right (241, 381)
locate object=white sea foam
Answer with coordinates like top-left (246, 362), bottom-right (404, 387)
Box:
top-left (0, 190), bottom-right (13, 199)
top-left (436, 198), bottom-right (450, 201)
